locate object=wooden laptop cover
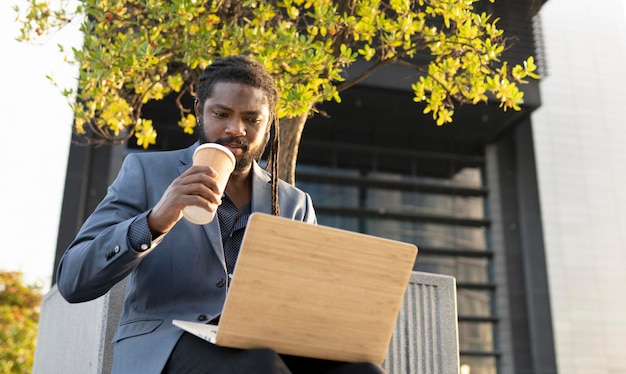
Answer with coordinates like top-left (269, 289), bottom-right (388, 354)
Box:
top-left (216, 213), bottom-right (418, 364)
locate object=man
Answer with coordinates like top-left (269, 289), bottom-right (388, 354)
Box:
top-left (57, 55), bottom-right (384, 373)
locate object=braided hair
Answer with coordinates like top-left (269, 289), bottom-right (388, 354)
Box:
top-left (196, 55), bottom-right (280, 216)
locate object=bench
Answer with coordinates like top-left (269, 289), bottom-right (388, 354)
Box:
top-left (33, 271), bottom-right (459, 374)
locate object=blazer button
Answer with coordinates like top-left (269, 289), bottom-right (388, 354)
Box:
top-left (197, 314), bottom-right (208, 321)
top-left (216, 278), bottom-right (226, 288)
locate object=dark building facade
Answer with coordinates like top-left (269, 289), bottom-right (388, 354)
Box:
top-left (54, 1), bottom-right (555, 373)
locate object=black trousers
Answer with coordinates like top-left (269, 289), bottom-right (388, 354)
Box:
top-left (162, 332), bottom-right (386, 374)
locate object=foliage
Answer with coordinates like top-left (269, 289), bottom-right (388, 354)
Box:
top-left (15, 0), bottom-right (538, 149)
top-left (0, 271), bottom-right (42, 374)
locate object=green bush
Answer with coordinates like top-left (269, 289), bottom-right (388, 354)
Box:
top-left (0, 271), bottom-right (42, 374)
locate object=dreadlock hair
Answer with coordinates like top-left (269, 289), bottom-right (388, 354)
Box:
top-left (196, 55), bottom-right (281, 216)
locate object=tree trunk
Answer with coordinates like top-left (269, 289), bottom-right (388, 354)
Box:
top-left (276, 113), bottom-right (309, 185)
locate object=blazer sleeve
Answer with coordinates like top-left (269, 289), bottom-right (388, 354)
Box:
top-left (56, 153), bottom-right (157, 303)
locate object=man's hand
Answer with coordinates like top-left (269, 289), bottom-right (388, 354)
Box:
top-left (148, 166), bottom-right (223, 235)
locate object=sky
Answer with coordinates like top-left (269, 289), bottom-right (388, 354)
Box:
top-left (0, 0), bottom-right (82, 291)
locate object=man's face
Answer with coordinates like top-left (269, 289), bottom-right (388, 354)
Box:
top-left (195, 82), bottom-right (271, 174)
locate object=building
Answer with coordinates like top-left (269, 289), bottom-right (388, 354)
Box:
top-left (50, 0), bottom-right (626, 373)
top-left (530, 0), bottom-right (626, 373)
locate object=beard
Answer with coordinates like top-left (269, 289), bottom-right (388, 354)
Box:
top-left (198, 125), bottom-right (269, 174)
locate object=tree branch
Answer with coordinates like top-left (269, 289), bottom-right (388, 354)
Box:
top-left (336, 58), bottom-right (398, 92)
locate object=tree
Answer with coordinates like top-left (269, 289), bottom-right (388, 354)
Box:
top-left (16, 0), bottom-right (538, 184)
top-left (0, 271), bottom-right (42, 374)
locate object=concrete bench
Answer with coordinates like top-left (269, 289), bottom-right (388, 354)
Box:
top-left (33, 271), bottom-right (459, 374)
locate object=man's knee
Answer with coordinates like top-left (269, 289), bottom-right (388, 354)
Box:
top-left (328, 362), bottom-right (386, 374)
top-left (236, 348), bottom-right (290, 373)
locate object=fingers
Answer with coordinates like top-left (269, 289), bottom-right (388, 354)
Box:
top-left (179, 166), bottom-right (223, 198)
top-left (148, 166), bottom-right (225, 234)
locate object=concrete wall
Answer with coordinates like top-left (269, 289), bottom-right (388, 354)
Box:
top-left (33, 282), bottom-right (125, 374)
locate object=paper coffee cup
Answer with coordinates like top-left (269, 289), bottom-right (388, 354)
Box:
top-left (182, 143), bottom-right (236, 224)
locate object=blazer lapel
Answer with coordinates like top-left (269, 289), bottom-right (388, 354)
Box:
top-left (177, 142), bottom-right (227, 270)
top-left (202, 219), bottom-right (226, 270)
top-left (176, 142), bottom-right (197, 175)
top-left (251, 162), bottom-right (274, 215)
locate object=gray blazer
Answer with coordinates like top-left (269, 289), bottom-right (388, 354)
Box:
top-left (57, 143), bottom-right (316, 373)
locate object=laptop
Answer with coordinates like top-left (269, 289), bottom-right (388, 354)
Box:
top-left (173, 212), bottom-right (418, 364)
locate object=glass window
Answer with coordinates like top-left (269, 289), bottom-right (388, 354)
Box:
top-left (297, 182), bottom-right (359, 208)
top-left (460, 357), bottom-right (497, 374)
top-left (296, 147), bottom-right (497, 369)
top-left (365, 220), bottom-right (487, 250)
top-left (370, 167), bottom-right (483, 188)
top-left (458, 321), bottom-right (495, 351)
top-left (315, 214), bottom-right (360, 232)
top-left (457, 289), bottom-right (493, 317)
top-left (366, 189), bottom-right (485, 219)
top-left (413, 255), bottom-right (490, 283)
